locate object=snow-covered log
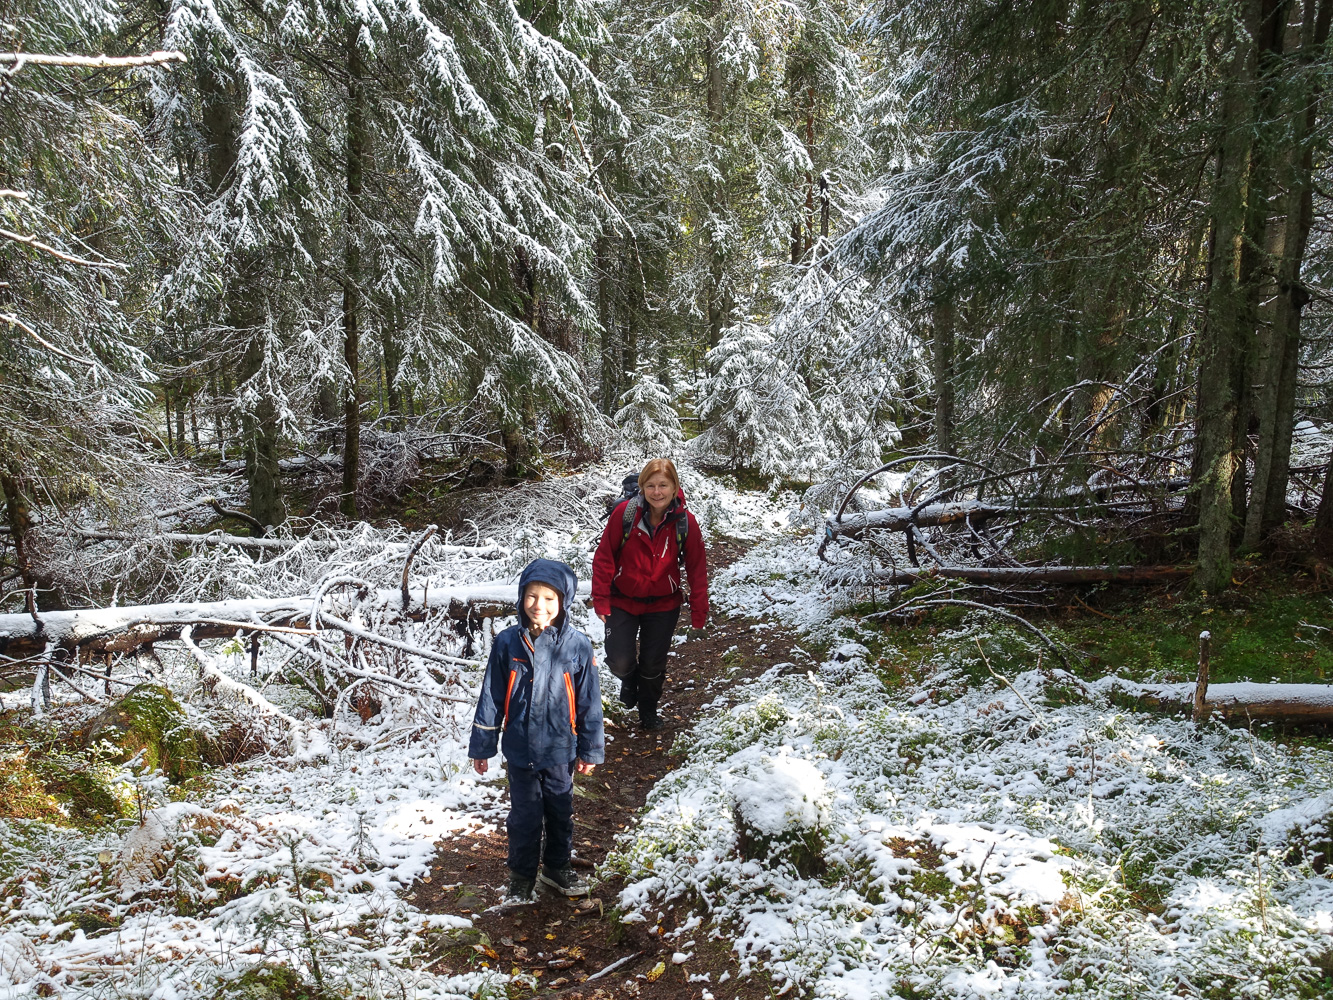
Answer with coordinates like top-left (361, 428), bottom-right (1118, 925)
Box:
top-left (825, 500), bottom-right (1010, 540)
top-left (1096, 677), bottom-right (1333, 725)
top-left (868, 564), bottom-right (1192, 585)
top-left (0, 580), bottom-right (589, 659)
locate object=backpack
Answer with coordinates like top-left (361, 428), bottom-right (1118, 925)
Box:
top-left (608, 472), bottom-right (688, 567)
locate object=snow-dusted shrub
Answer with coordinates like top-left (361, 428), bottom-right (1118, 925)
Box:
top-left (614, 374), bottom-right (684, 458)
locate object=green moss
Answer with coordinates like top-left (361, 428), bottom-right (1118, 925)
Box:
top-left (82, 684), bottom-right (208, 782)
top-left (0, 751), bottom-right (67, 823)
top-left (214, 964), bottom-right (320, 1000)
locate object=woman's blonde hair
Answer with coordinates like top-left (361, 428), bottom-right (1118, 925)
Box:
top-left (638, 457), bottom-right (681, 496)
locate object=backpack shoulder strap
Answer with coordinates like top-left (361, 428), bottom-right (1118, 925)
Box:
top-left (618, 496), bottom-right (640, 550)
top-left (675, 514), bottom-right (689, 566)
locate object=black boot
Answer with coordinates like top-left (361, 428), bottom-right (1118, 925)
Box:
top-left (619, 676), bottom-right (638, 709)
top-left (639, 702), bottom-right (662, 731)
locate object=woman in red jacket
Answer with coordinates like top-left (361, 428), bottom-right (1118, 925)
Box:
top-left (591, 458), bottom-right (709, 730)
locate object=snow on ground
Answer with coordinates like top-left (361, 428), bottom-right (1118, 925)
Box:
top-left (0, 688), bottom-right (508, 999)
top-left (610, 611), bottom-right (1333, 997)
top-left (0, 463), bottom-right (798, 999)
top-left (8, 465), bottom-right (1333, 998)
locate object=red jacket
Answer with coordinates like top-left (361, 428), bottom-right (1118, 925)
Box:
top-left (592, 494), bottom-right (709, 628)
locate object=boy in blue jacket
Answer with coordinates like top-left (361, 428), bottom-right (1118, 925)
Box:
top-left (469, 558), bottom-right (604, 903)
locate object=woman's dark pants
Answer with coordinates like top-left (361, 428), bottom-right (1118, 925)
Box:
top-left (605, 605), bottom-right (681, 716)
top-left (506, 762), bottom-right (575, 879)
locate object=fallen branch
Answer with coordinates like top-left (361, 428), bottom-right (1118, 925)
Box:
top-left (866, 564), bottom-right (1192, 585)
top-left (64, 526), bottom-right (506, 557)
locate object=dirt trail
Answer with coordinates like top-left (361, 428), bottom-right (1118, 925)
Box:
top-left (409, 541), bottom-right (802, 999)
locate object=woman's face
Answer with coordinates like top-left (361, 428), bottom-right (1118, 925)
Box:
top-left (642, 473), bottom-right (676, 512)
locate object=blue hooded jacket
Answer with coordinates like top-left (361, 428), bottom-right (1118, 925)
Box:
top-left (468, 559), bottom-right (604, 770)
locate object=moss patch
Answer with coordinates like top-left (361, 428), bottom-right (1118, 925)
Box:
top-left (0, 751), bottom-right (67, 823)
top-left (81, 684), bottom-right (208, 783)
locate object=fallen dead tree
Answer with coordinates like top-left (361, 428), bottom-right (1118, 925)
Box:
top-left (64, 527), bottom-right (507, 557)
top-left (819, 456), bottom-right (1194, 598)
top-left (1095, 677), bottom-right (1333, 726)
top-left (0, 579), bottom-right (588, 660)
top-left (865, 564), bottom-right (1193, 585)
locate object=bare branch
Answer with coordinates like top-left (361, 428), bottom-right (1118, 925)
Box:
top-left (0, 226), bottom-right (126, 270)
top-left (0, 51), bottom-right (187, 75)
top-left (0, 313), bottom-right (98, 366)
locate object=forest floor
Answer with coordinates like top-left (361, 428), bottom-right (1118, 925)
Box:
top-left (3, 466), bottom-right (1333, 999)
top-left (410, 609), bottom-right (801, 999)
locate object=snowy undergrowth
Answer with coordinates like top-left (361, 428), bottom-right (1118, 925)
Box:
top-left (0, 464), bottom-right (800, 999)
top-left (0, 715), bottom-right (510, 999)
top-left (610, 613), bottom-right (1333, 998)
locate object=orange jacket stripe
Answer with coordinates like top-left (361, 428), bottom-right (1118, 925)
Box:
top-left (503, 669), bottom-right (518, 727)
top-left (563, 672), bottom-right (577, 734)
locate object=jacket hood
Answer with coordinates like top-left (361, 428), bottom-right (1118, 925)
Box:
top-left (517, 558), bottom-right (579, 633)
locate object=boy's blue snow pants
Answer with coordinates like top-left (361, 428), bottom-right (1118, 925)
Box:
top-left (507, 761), bottom-right (575, 878)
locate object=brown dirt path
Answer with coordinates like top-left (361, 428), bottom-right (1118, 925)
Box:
top-left (408, 540), bottom-right (809, 999)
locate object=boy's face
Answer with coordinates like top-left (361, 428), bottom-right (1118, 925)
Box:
top-left (523, 582), bottom-right (561, 630)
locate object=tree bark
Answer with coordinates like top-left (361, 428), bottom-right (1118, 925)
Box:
top-left (1313, 455), bottom-right (1333, 557)
top-left (933, 297), bottom-right (956, 485)
top-left (236, 331), bottom-right (285, 530)
top-left (382, 300), bottom-right (404, 431)
top-left (1245, 0), bottom-right (1332, 547)
top-left (704, 10), bottom-right (730, 348)
top-left (0, 462), bottom-right (62, 610)
top-left (341, 21), bottom-right (367, 520)
top-left (1194, 0), bottom-right (1266, 592)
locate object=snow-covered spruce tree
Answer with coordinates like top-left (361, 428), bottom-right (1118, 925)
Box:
top-left (156, 0), bottom-right (623, 520)
top-left (844, 0), bottom-right (1332, 582)
top-left (0, 6), bottom-right (189, 607)
top-left (614, 374), bottom-right (685, 458)
top-left (692, 322), bottom-right (824, 478)
top-left (600, 0), bottom-right (867, 362)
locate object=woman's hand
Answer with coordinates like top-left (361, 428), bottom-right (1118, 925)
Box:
top-left (598, 613), bottom-right (608, 623)
top-left (471, 758), bottom-right (488, 775)
top-left (575, 759), bottom-right (596, 775)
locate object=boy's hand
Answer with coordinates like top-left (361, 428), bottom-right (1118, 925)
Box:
top-left (575, 759), bottom-right (596, 775)
top-left (471, 758), bottom-right (488, 775)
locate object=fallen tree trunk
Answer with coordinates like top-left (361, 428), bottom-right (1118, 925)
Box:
top-left (866, 564), bottom-right (1193, 585)
top-left (62, 528), bottom-right (506, 557)
top-left (0, 580), bottom-right (587, 659)
top-left (1098, 677), bottom-right (1333, 726)
top-left (825, 501), bottom-right (1011, 540)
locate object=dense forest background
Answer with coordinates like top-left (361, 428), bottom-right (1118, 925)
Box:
top-left (6, 0), bottom-right (1333, 605)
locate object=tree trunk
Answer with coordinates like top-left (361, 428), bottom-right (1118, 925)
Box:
top-left (341, 22), bottom-right (367, 520)
top-left (1314, 453), bottom-right (1333, 557)
top-left (163, 384), bottom-right (174, 453)
top-left (1195, 1), bottom-right (1265, 593)
top-left (596, 234), bottom-right (619, 413)
top-left (704, 12), bottom-right (729, 349)
top-left (175, 381), bottom-right (187, 454)
top-left (383, 301), bottom-right (404, 431)
top-left (1245, 0), bottom-right (1332, 547)
top-left (0, 462), bottom-right (63, 610)
top-left (933, 298), bottom-right (956, 468)
top-left (237, 331), bottom-right (285, 531)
